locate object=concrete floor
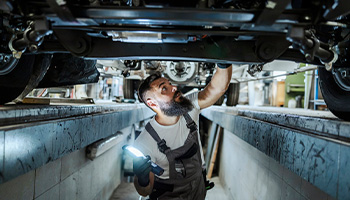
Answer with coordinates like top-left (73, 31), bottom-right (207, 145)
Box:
top-left (110, 176), bottom-right (230, 200)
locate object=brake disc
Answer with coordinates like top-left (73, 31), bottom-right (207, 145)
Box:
top-left (164, 61), bottom-right (197, 83)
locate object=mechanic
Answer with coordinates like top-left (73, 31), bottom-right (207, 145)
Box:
top-left (133, 63), bottom-right (232, 200)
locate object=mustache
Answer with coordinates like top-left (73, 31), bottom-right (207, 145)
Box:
top-left (173, 91), bottom-right (181, 100)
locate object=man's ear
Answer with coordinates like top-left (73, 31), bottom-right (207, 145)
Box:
top-left (146, 98), bottom-right (158, 109)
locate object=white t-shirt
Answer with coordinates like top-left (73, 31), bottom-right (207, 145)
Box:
top-left (134, 92), bottom-right (205, 179)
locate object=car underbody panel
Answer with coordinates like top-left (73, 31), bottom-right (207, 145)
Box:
top-left (1, 0), bottom-right (350, 120)
top-left (1, 0), bottom-right (349, 66)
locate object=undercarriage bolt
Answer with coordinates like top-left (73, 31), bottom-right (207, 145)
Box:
top-left (29, 44), bottom-right (38, 52)
top-left (305, 53), bottom-right (312, 62)
top-left (341, 70), bottom-right (348, 78)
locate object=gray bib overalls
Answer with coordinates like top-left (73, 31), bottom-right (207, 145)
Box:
top-left (145, 113), bottom-right (206, 200)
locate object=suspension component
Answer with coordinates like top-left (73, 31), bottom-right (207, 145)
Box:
top-left (287, 27), bottom-right (338, 70)
top-left (247, 64), bottom-right (263, 77)
top-left (9, 18), bottom-right (53, 58)
top-left (164, 61), bottom-right (197, 83)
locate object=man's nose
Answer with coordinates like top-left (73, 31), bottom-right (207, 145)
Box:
top-left (171, 85), bottom-right (177, 93)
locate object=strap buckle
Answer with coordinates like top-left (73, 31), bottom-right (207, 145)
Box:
top-left (157, 139), bottom-right (170, 154)
top-left (186, 121), bottom-right (197, 132)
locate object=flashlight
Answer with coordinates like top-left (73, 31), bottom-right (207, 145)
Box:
top-left (122, 145), bottom-right (164, 176)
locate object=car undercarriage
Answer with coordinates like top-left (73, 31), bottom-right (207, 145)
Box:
top-left (0, 0), bottom-right (350, 120)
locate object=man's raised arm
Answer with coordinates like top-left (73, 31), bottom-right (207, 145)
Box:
top-left (198, 63), bottom-right (232, 109)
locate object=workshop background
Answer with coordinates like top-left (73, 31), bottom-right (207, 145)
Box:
top-left (1, 61), bottom-right (345, 200)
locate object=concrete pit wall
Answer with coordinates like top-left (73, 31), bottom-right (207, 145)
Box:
top-left (0, 126), bottom-right (133, 200)
top-left (219, 129), bottom-right (334, 200)
top-left (202, 106), bottom-right (350, 200)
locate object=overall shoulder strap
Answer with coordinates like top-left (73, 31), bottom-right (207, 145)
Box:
top-left (145, 122), bottom-right (170, 154)
top-left (183, 113), bottom-right (197, 132)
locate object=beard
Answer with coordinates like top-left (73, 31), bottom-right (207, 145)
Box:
top-left (158, 91), bottom-right (194, 116)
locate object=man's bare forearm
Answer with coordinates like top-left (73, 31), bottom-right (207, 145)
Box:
top-left (198, 65), bottom-right (232, 108)
top-left (211, 65), bottom-right (232, 93)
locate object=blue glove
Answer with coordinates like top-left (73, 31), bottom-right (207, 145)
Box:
top-left (133, 155), bottom-right (152, 187)
top-left (217, 63), bottom-right (231, 69)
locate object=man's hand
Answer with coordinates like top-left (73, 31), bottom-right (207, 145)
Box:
top-left (133, 155), bottom-right (152, 187)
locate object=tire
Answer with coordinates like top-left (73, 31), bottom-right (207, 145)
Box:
top-left (0, 54), bottom-right (52, 104)
top-left (0, 55), bottom-right (35, 104)
top-left (318, 67), bottom-right (350, 121)
top-left (123, 79), bottom-right (140, 100)
top-left (226, 83), bottom-right (240, 106)
top-left (37, 53), bottom-right (98, 88)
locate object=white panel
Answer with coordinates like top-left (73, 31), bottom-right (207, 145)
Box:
top-left (0, 171), bottom-right (35, 199)
top-left (59, 171), bottom-right (79, 200)
top-left (61, 148), bottom-right (89, 180)
top-left (35, 184), bottom-right (59, 200)
top-left (35, 158), bottom-right (61, 197)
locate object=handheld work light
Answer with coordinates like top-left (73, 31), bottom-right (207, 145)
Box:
top-left (122, 145), bottom-right (164, 176)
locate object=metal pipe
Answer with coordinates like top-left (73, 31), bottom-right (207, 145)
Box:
top-left (302, 37), bottom-right (333, 62)
top-left (233, 65), bottom-right (317, 83)
top-left (12, 38), bottom-right (28, 51)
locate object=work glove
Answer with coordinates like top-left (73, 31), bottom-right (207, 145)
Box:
top-left (217, 63), bottom-right (231, 69)
top-left (133, 155), bottom-right (152, 187)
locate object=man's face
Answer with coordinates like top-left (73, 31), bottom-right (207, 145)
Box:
top-left (149, 78), bottom-right (193, 116)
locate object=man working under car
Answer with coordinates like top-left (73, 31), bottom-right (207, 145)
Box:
top-left (133, 63), bottom-right (232, 200)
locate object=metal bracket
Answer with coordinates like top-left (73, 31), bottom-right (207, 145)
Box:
top-left (247, 64), bottom-right (263, 77)
top-left (323, 49), bottom-right (338, 71)
top-left (8, 35), bottom-right (26, 59)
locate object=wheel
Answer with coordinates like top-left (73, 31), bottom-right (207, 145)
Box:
top-left (14, 54), bottom-right (52, 102)
top-left (123, 79), bottom-right (140, 100)
top-left (318, 67), bottom-right (350, 121)
top-left (0, 54), bottom-right (51, 104)
top-left (0, 54), bottom-right (52, 104)
top-left (226, 83), bottom-right (240, 106)
top-left (37, 53), bottom-right (98, 88)
top-left (0, 55), bottom-right (34, 104)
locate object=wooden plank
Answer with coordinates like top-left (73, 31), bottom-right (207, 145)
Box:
top-left (207, 127), bottom-right (222, 179)
top-left (205, 123), bottom-right (218, 170)
top-left (22, 97), bottom-right (50, 105)
top-left (22, 97), bottom-right (95, 105)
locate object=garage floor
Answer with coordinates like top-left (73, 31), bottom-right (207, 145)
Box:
top-left (110, 176), bottom-right (230, 200)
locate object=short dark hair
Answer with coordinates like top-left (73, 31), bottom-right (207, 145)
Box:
top-left (138, 72), bottom-right (162, 103)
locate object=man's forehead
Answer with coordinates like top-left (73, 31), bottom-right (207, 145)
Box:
top-left (150, 77), bottom-right (169, 89)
